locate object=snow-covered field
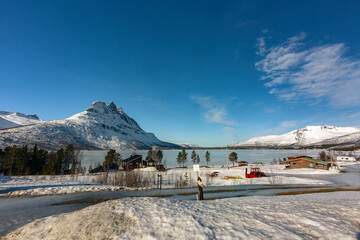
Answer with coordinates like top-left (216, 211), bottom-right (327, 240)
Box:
top-left (0, 174), bottom-right (123, 197)
top-left (0, 162), bottom-right (360, 196)
top-left (2, 162), bottom-right (360, 197)
top-left (3, 191), bottom-right (360, 240)
top-left (0, 164), bottom-right (333, 197)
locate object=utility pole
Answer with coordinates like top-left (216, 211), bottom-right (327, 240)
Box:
top-left (226, 145), bottom-right (229, 169)
top-left (329, 148), bottom-right (334, 168)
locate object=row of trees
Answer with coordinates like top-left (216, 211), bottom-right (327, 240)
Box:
top-left (176, 150), bottom-right (211, 167)
top-left (0, 144), bottom-right (82, 176)
top-left (146, 148), bottom-right (164, 165)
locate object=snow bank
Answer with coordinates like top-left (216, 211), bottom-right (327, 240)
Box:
top-left (3, 185), bottom-right (123, 197)
top-left (4, 192), bottom-right (360, 240)
top-left (0, 175), bottom-right (123, 197)
top-left (0, 174), bottom-right (11, 184)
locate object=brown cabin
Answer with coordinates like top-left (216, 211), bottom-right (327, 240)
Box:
top-left (285, 156), bottom-right (331, 170)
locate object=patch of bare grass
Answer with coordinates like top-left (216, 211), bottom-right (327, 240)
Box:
top-left (277, 188), bottom-right (360, 196)
top-left (52, 198), bottom-right (111, 206)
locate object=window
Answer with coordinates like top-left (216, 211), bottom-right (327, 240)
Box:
top-left (315, 163), bottom-right (318, 166)
top-left (309, 163), bottom-right (314, 168)
top-left (292, 162), bottom-right (297, 165)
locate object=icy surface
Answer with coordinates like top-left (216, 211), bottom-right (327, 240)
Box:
top-left (0, 101), bottom-right (179, 150)
top-left (232, 125), bottom-right (360, 147)
top-left (4, 192), bottom-right (360, 240)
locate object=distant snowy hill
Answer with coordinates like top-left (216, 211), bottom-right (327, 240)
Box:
top-left (0, 111), bottom-right (43, 129)
top-left (231, 125), bottom-right (360, 148)
top-left (0, 101), bottom-right (180, 150)
top-left (176, 143), bottom-right (200, 148)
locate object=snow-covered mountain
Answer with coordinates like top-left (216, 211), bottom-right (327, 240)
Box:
top-left (231, 125), bottom-right (360, 148)
top-left (0, 101), bottom-right (180, 150)
top-left (0, 111), bottom-right (43, 129)
top-left (176, 143), bottom-right (200, 148)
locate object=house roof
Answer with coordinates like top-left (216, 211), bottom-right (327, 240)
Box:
top-left (287, 155), bottom-right (312, 159)
top-left (303, 157), bottom-right (330, 164)
top-left (122, 155), bottom-right (142, 163)
top-left (286, 157), bottom-right (330, 164)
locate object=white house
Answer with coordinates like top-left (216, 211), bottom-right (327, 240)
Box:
top-left (336, 156), bottom-right (356, 162)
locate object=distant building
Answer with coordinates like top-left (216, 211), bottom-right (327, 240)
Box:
top-left (285, 156), bottom-right (331, 170)
top-left (238, 161), bottom-right (248, 167)
top-left (336, 156), bottom-right (356, 162)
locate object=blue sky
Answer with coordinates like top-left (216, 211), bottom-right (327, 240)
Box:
top-left (1, 0), bottom-right (360, 146)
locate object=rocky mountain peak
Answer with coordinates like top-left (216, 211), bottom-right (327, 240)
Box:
top-left (107, 101), bottom-right (118, 112)
top-left (87, 101), bottom-right (124, 116)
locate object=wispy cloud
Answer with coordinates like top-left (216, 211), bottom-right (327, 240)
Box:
top-left (235, 19), bottom-right (260, 28)
top-left (190, 96), bottom-right (238, 126)
top-left (222, 127), bottom-right (240, 143)
top-left (256, 37), bottom-right (266, 56)
top-left (262, 120), bottom-right (300, 135)
top-left (255, 33), bottom-right (360, 107)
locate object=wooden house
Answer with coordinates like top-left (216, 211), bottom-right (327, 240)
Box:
top-left (122, 155), bottom-right (146, 171)
top-left (285, 156), bottom-right (331, 170)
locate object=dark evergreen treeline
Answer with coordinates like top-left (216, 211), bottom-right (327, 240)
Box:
top-left (0, 144), bottom-right (82, 176)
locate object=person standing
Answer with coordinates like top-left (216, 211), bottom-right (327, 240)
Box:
top-left (197, 177), bottom-right (204, 200)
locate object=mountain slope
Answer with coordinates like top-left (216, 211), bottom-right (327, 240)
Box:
top-left (231, 125), bottom-right (360, 148)
top-left (313, 132), bottom-right (360, 147)
top-left (0, 101), bottom-right (180, 150)
top-left (0, 111), bottom-right (43, 129)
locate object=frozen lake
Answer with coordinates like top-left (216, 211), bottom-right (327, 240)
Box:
top-left (80, 149), bottom-right (324, 169)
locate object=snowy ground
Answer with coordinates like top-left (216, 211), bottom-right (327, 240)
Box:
top-left (164, 164), bottom-right (337, 187)
top-left (1, 162), bottom-right (359, 197)
top-left (0, 174), bottom-right (123, 197)
top-left (3, 191), bottom-right (360, 240)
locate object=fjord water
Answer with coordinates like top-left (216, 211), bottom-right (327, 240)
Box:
top-left (80, 149), bottom-right (322, 169)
